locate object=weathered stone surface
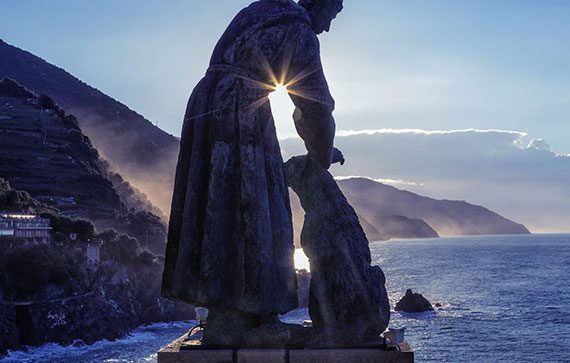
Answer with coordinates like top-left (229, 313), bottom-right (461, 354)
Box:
top-left (160, 336), bottom-right (234, 363)
top-left (237, 349), bottom-right (286, 363)
top-left (243, 323), bottom-right (318, 348)
top-left (289, 344), bottom-right (414, 363)
top-left (202, 309), bottom-right (278, 346)
top-left (162, 0), bottom-right (344, 345)
top-left (296, 269), bottom-right (311, 308)
top-left (284, 154), bottom-right (390, 340)
top-left (395, 289), bottom-right (434, 313)
top-left (242, 322), bottom-right (374, 349)
top-left (159, 334), bottom-right (414, 363)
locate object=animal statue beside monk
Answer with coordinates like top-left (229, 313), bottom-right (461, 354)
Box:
top-left (162, 0), bottom-right (390, 346)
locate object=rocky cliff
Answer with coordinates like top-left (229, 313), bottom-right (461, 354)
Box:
top-left (0, 39), bottom-right (179, 214)
top-left (0, 181), bottom-right (193, 356)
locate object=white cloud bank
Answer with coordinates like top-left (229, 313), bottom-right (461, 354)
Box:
top-left (280, 128), bottom-right (570, 233)
top-left (334, 175), bottom-right (424, 187)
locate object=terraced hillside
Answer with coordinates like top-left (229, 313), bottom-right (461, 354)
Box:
top-left (0, 79), bottom-right (166, 254)
top-left (0, 39), bottom-right (179, 214)
top-left (0, 84), bottom-right (124, 219)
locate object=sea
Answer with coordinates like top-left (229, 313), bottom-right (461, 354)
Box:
top-left (2, 234), bottom-right (569, 363)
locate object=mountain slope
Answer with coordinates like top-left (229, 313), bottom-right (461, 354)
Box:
top-left (0, 39), bottom-right (179, 213)
top-left (0, 78), bottom-right (166, 254)
top-left (337, 177), bottom-right (530, 236)
top-left (0, 79), bottom-right (125, 220)
top-left (290, 188), bottom-right (438, 247)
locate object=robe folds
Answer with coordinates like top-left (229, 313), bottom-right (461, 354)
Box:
top-left (162, 0), bottom-right (336, 314)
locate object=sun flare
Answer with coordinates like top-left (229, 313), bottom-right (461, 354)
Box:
top-left (294, 248), bottom-right (310, 271)
top-left (268, 83), bottom-right (297, 139)
top-left (273, 83), bottom-right (288, 94)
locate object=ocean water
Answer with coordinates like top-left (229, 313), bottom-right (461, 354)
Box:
top-left (2, 234), bottom-right (569, 362)
top-left (0, 321), bottom-right (195, 363)
top-left (372, 234), bottom-right (570, 362)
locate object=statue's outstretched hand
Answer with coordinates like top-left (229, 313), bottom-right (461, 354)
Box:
top-left (332, 147), bottom-right (345, 165)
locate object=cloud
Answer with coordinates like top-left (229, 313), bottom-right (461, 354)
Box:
top-left (334, 128), bottom-right (527, 138)
top-left (527, 138), bottom-right (553, 152)
top-left (280, 128), bottom-right (570, 233)
top-left (334, 175), bottom-right (424, 187)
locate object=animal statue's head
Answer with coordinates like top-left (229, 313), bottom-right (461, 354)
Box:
top-left (298, 0), bottom-right (344, 34)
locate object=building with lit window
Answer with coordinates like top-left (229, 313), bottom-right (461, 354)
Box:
top-left (0, 212), bottom-right (52, 243)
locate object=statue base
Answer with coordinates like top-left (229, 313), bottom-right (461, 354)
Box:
top-left (158, 333), bottom-right (414, 363)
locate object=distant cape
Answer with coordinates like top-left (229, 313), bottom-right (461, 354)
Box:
top-left (337, 177), bottom-right (529, 236)
top-left (290, 176), bottom-right (529, 246)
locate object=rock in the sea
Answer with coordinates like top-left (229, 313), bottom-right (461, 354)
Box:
top-left (395, 289), bottom-right (434, 313)
top-left (284, 155), bottom-right (390, 341)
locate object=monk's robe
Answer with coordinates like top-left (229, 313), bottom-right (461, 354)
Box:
top-left (162, 0), bottom-right (335, 315)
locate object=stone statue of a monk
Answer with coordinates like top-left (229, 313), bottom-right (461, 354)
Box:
top-left (162, 0), bottom-right (343, 345)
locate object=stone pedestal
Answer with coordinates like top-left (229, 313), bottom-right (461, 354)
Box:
top-left (158, 334), bottom-right (414, 363)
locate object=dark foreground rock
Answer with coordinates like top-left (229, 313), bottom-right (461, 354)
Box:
top-left (0, 239), bottom-right (194, 356)
top-left (285, 155), bottom-right (390, 341)
top-left (0, 300), bottom-right (18, 356)
top-left (395, 289), bottom-right (434, 313)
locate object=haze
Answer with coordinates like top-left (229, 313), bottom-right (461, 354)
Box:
top-left (1, 0), bottom-right (569, 232)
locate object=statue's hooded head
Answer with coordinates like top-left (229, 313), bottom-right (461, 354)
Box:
top-left (298, 0), bottom-right (344, 34)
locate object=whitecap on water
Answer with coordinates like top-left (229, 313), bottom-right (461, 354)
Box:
top-left (1, 321), bottom-right (196, 363)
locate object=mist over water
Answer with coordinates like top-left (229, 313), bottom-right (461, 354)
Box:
top-left (3, 234), bottom-right (569, 362)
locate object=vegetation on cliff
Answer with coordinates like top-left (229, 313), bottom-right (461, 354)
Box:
top-left (0, 185), bottom-right (193, 355)
top-left (0, 39), bottom-right (179, 214)
top-left (0, 82), bottom-right (192, 355)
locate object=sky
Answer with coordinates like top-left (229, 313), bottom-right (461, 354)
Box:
top-left (1, 0), bottom-right (569, 231)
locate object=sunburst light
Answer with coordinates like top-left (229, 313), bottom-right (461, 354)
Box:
top-left (268, 83), bottom-right (297, 139)
top-left (294, 248), bottom-right (310, 271)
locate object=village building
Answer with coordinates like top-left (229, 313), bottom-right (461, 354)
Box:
top-left (86, 240), bottom-right (101, 264)
top-left (0, 212), bottom-right (52, 244)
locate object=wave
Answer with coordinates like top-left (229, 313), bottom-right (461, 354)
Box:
top-left (1, 321), bottom-right (196, 363)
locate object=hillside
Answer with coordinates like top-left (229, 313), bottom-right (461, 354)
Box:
top-left (0, 78), bottom-right (166, 254)
top-left (0, 40), bottom-right (530, 242)
top-left (290, 190), bottom-right (438, 246)
top-left (291, 176), bottom-right (528, 245)
top-left (337, 177), bottom-right (530, 237)
top-left (0, 39), bottom-right (179, 214)
top-left (0, 180), bottom-right (193, 355)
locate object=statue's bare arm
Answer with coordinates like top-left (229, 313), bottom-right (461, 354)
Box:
top-left (287, 24), bottom-right (336, 169)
